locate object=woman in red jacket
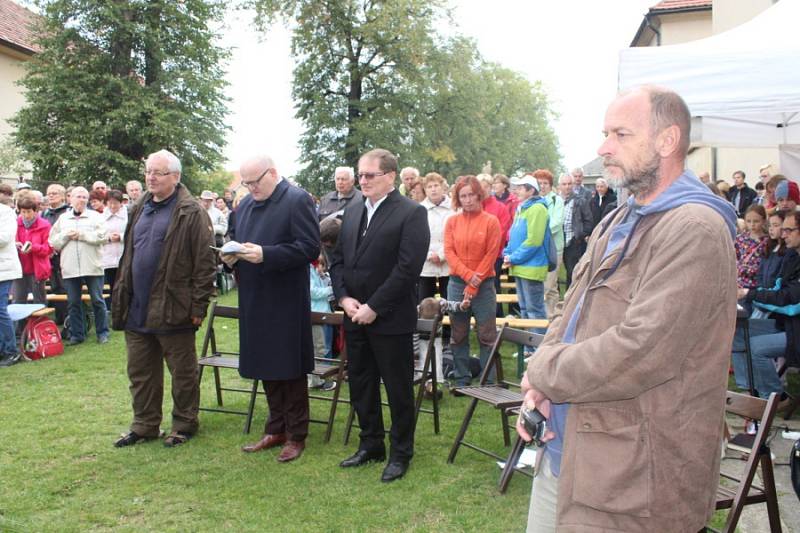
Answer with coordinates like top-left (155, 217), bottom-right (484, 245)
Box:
top-left (13, 196), bottom-right (52, 304)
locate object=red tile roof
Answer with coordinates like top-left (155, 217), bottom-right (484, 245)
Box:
top-left (650, 0), bottom-right (712, 11)
top-left (0, 0), bottom-right (41, 55)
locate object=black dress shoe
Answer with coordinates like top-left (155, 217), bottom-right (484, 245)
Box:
top-left (381, 461), bottom-right (409, 482)
top-left (339, 449), bottom-right (386, 468)
top-left (114, 431), bottom-right (158, 448)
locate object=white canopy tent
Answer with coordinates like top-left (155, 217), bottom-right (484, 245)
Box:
top-left (618, 0), bottom-right (800, 176)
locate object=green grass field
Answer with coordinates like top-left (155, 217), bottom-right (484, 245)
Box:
top-left (0, 291), bottom-right (535, 532)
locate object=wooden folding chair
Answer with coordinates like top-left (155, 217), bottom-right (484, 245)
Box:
top-left (307, 311), bottom-right (349, 443)
top-left (447, 325), bottom-right (544, 466)
top-left (705, 391), bottom-right (782, 533)
top-left (342, 315), bottom-right (443, 444)
top-left (497, 407), bottom-right (535, 494)
top-left (197, 302), bottom-right (261, 433)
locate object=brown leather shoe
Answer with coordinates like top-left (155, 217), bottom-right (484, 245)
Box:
top-left (276, 440), bottom-right (305, 463)
top-left (241, 433), bottom-right (287, 453)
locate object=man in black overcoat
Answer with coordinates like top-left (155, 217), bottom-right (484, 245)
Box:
top-left (223, 155), bottom-right (320, 463)
top-left (329, 148), bottom-right (430, 482)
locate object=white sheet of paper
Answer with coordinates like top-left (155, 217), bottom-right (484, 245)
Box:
top-left (497, 447), bottom-right (537, 470)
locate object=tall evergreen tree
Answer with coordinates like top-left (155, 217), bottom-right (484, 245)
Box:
top-left (13, 0), bottom-right (230, 189)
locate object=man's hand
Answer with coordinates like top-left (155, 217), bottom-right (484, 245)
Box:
top-left (67, 230), bottom-right (80, 240)
top-left (109, 232), bottom-right (121, 243)
top-left (515, 387), bottom-right (556, 444)
top-left (459, 297), bottom-right (471, 311)
top-left (220, 252), bottom-right (239, 268)
top-left (737, 287), bottom-right (749, 300)
top-left (340, 297), bottom-right (361, 318)
top-left (468, 273), bottom-right (481, 288)
top-left (429, 252), bottom-right (440, 264)
top-left (352, 303), bottom-right (377, 325)
top-left (502, 254), bottom-right (511, 269)
top-left (236, 243), bottom-right (264, 264)
top-left (191, 316), bottom-right (203, 327)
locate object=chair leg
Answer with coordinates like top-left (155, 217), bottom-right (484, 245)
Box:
top-left (501, 409), bottom-right (511, 446)
top-left (413, 374), bottom-right (427, 429)
top-left (343, 404), bottom-right (355, 446)
top-left (447, 397), bottom-right (480, 464)
top-left (323, 374), bottom-right (343, 444)
top-left (431, 357), bottom-right (440, 435)
top-left (213, 366), bottom-right (223, 406)
top-left (243, 380), bottom-right (259, 434)
top-left (499, 435), bottom-right (526, 493)
top-left (760, 453), bottom-right (783, 533)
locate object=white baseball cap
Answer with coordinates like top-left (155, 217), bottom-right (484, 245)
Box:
top-left (509, 175), bottom-right (540, 193)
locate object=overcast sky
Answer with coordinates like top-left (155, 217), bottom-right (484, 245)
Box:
top-left (222, 0), bottom-right (657, 175)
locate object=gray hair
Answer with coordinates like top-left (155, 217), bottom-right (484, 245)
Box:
top-left (400, 167), bottom-right (420, 179)
top-left (595, 178), bottom-right (608, 187)
top-left (147, 149), bottom-right (182, 174)
top-left (570, 167), bottom-right (583, 177)
top-left (334, 167), bottom-right (354, 180)
top-left (559, 173), bottom-right (573, 184)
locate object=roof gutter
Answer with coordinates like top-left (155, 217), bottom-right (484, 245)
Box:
top-left (0, 38), bottom-right (37, 57)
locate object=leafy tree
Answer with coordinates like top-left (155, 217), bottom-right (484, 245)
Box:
top-left (254, 1), bottom-right (560, 193)
top-left (254, 0), bottom-right (446, 195)
top-left (13, 0), bottom-right (230, 191)
top-left (191, 165), bottom-right (235, 196)
top-left (0, 135), bottom-right (30, 177)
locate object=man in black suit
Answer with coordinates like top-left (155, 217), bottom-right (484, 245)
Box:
top-left (329, 148), bottom-right (430, 482)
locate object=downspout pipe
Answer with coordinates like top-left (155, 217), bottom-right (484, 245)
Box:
top-left (644, 13), bottom-right (662, 46)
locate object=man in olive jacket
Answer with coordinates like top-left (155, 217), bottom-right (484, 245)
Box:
top-left (519, 87), bottom-right (738, 532)
top-left (111, 149), bottom-right (216, 448)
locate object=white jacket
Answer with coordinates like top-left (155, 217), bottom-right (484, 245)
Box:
top-left (101, 207), bottom-right (128, 269)
top-left (0, 204), bottom-right (22, 282)
top-left (49, 209), bottom-right (107, 278)
top-left (420, 196), bottom-right (454, 278)
top-left (206, 205), bottom-right (227, 237)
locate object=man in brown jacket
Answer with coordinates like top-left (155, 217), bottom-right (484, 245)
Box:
top-left (519, 86), bottom-right (738, 532)
top-left (111, 149), bottom-right (216, 448)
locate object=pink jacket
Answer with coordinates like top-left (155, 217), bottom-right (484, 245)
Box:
top-left (16, 215), bottom-right (52, 280)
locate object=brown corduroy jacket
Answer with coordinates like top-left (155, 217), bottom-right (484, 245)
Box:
top-left (528, 202), bottom-right (737, 532)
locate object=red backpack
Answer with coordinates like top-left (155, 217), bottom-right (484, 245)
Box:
top-left (21, 316), bottom-right (64, 361)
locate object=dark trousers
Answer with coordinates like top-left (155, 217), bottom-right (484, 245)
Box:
top-left (262, 376), bottom-right (310, 442)
top-left (563, 239), bottom-right (587, 289)
top-left (418, 275), bottom-right (450, 344)
top-left (346, 327), bottom-right (415, 462)
top-left (104, 268), bottom-right (118, 310)
top-left (49, 257), bottom-right (67, 325)
top-left (125, 330), bottom-right (199, 437)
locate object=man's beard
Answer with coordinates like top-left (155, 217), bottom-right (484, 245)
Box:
top-left (602, 151), bottom-right (661, 199)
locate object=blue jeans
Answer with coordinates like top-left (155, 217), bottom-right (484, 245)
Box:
top-left (323, 324), bottom-right (334, 358)
top-left (0, 280), bottom-right (17, 356)
top-left (731, 318), bottom-right (785, 398)
top-left (515, 277), bottom-right (547, 336)
top-left (448, 276), bottom-right (497, 386)
top-left (64, 275), bottom-right (108, 341)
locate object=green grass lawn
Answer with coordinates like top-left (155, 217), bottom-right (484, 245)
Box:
top-left (0, 291), bottom-right (534, 532)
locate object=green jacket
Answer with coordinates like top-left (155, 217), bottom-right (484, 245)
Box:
top-left (544, 190), bottom-right (565, 252)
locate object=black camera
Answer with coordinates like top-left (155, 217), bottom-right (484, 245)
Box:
top-left (520, 406), bottom-right (547, 446)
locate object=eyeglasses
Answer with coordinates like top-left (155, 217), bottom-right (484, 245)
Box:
top-left (242, 167), bottom-right (272, 188)
top-left (358, 171), bottom-right (390, 181)
top-left (145, 169), bottom-right (173, 177)
top-left (781, 227), bottom-right (800, 234)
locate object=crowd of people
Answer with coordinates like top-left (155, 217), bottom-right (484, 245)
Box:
top-left (0, 84), bottom-right (795, 531)
top-left (0, 175), bottom-right (237, 367)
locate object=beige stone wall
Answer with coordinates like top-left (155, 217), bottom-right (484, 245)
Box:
top-left (0, 46), bottom-right (28, 138)
top-left (657, 11), bottom-right (713, 45)
top-left (687, 146), bottom-right (780, 187)
top-left (713, 0), bottom-right (775, 34)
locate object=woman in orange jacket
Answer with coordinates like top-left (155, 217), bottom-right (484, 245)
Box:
top-left (444, 176), bottom-right (502, 387)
